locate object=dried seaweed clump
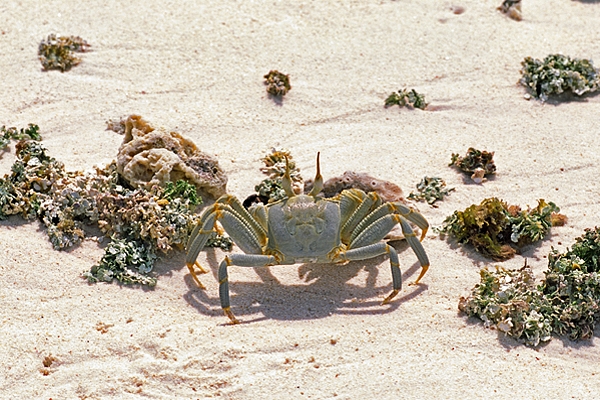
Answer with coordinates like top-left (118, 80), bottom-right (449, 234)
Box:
top-left (0, 137), bottom-right (207, 285)
top-left (264, 70), bottom-right (291, 96)
top-left (449, 147), bottom-right (496, 183)
top-left (0, 141), bottom-right (67, 223)
top-left (439, 197), bottom-right (566, 261)
top-left (459, 264), bottom-right (553, 346)
top-left (85, 237), bottom-right (158, 286)
top-left (305, 171), bottom-right (405, 203)
top-left (407, 176), bottom-right (454, 207)
top-left (520, 54), bottom-right (600, 101)
top-left (116, 115), bottom-right (227, 199)
top-left (1, 124), bottom-right (41, 151)
top-left (497, 0), bottom-right (522, 21)
top-left (253, 148), bottom-right (303, 203)
top-left (459, 227), bottom-right (600, 345)
top-left (38, 34), bottom-right (90, 72)
top-left (384, 89), bottom-right (428, 110)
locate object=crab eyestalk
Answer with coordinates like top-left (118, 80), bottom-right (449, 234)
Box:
top-left (308, 152), bottom-right (323, 198)
top-left (281, 155), bottom-right (296, 198)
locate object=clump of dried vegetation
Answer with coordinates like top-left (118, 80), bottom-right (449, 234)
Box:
top-left (460, 227), bottom-right (600, 346)
top-left (438, 197), bottom-right (567, 261)
top-left (520, 54), bottom-right (599, 101)
top-left (264, 70), bottom-right (291, 96)
top-left (1, 124), bottom-right (41, 150)
top-left (252, 148), bottom-right (303, 203)
top-left (0, 119), bottom-right (230, 286)
top-left (384, 88), bottom-right (428, 110)
top-left (38, 34), bottom-right (90, 72)
top-left (449, 147), bottom-right (496, 183)
top-left (407, 176), bottom-right (454, 207)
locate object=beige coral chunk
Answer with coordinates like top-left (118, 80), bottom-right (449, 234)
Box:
top-left (116, 115), bottom-right (227, 199)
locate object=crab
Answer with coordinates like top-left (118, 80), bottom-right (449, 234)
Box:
top-left (186, 153), bottom-right (430, 324)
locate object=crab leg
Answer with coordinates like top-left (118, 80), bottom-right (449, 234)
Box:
top-left (339, 242), bottom-right (402, 304)
top-left (186, 195), bottom-right (268, 288)
top-left (348, 214), bottom-right (429, 284)
top-left (340, 191), bottom-right (380, 243)
top-left (218, 253), bottom-right (277, 324)
top-left (351, 201), bottom-right (429, 243)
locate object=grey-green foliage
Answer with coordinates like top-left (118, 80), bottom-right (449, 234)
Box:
top-left (459, 265), bottom-right (553, 346)
top-left (38, 34), bottom-right (90, 72)
top-left (255, 149), bottom-right (303, 203)
top-left (84, 237), bottom-right (158, 286)
top-left (520, 54), bottom-right (600, 101)
top-left (384, 89), bottom-right (428, 110)
top-left (407, 176), bottom-right (454, 207)
top-left (1, 124), bottom-right (41, 150)
top-left (255, 178), bottom-right (286, 203)
top-left (460, 227), bottom-right (600, 346)
top-left (1, 138), bottom-right (203, 286)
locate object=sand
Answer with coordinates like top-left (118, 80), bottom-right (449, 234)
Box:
top-left (1, 0), bottom-right (600, 398)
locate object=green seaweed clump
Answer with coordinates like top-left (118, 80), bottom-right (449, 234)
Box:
top-left (1, 124), bottom-right (41, 151)
top-left (407, 176), bottom-right (455, 207)
top-left (439, 198), bottom-right (565, 261)
top-left (384, 88), bottom-right (428, 110)
top-left (205, 233), bottom-right (234, 252)
top-left (498, 0), bottom-right (522, 21)
top-left (38, 34), bottom-right (90, 72)
top-left (254, 149), bottom-right (303, 203)
top-left (459, 227), bottom-right (600, 345)
top-left (0, 137), bottom-right (205, 286)
top-left (520, 54), bottom-right (600, 101)
top-left (541, 227), bottom-right (600, 340)
top-left (459, 264), bottom-right (552, 346)
top-left (84, 237), bottom-right (158, 286)
top-left (264, 70), bottom-right (291, 96)
top-left (449, 148), bottom-right (496, 183)
top-left (0, 140), bottom-right (66, 221)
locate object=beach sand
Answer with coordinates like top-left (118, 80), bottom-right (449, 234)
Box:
top-left (1, 1), bottom-right (599, 398)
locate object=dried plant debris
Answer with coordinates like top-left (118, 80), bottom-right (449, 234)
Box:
top-left (460, 227), bottom-right (600, 346)
top-left (407, 176), bottom-right (454, 207)
top-left (384, 89), bottom-right (428, 110)
top-left (253, 148), bottom-right (303, 203)
top-left (0, 121), bottom-right (224, 286)
top-left (38, 34), bottom-right (90, 72)
top-left (439, 198), bottom-right (566, 261)
top-left (264, 70), bottom-right (291, 96)
top-left (1, 124), bottom-right (41, 151)
top-left (84, 237), bottom-right (158, 286)
top-left (449, 148), bottom-right (496, 183)
top-left (498, 0), bottom-right (522, 21)
top-left (305, 170), bottom-right (405, 203)
top-left (520, 54), bottom-right (600, 101)
top-left (205, 233), bottom-right (234, 252)
top-left (459, 264), bottom-right (553, 346)
top-left (116, 115), bottom-right (227, 199)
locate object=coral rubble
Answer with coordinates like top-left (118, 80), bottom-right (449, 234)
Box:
top-left (116, 115), bottom-right (227, 199)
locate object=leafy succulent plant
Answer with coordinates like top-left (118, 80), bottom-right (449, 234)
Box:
top-left (384, 88), bottom-right (428, 110)
top-left (460, 227), bottom-right (600, 346)
top-left (520, 54), bottom-right (599, 101)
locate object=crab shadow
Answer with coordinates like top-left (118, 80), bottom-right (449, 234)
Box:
top-left (183, 241), bottom-right (428, 323)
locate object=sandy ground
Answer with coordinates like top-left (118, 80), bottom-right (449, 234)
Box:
top-left (1, 0), bottom-right (600, 398)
